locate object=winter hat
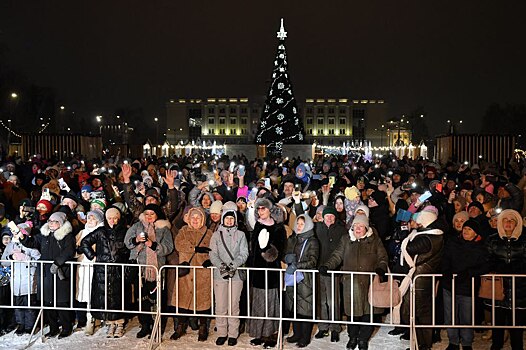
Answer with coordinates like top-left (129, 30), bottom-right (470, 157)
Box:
top-left (145, 187), bottom-right (161, 200)
top-left (322, 206), bottom-right (338, 218)
top-left (143, 203), bottom-right (165, 220)
top-left (210, 200), bottom-right (223, 215)
top-left (49, 212), bottom-right (67, 226)
top-left (63, 193), bottom-right (79, 205)
top-left (18, 198), bottom-right (32, 208)
top-left (222, 201), bottom-right (237, 212)
top-left (36, 199), bottom-right (53, 213)
top-left (90, 198), bottom-right (107, 210)
top-left (316, 205), bottom-right (326, 216)
top-left (452, 211), bottom-right (469, 225)
top-left (351, 214), bottom-right (370, 230)
top-left (111, 202), bottom-right (127, 215)
top-left (354, 205), bottom-right (370, 218)
top-left (87, 209), bottom-right (105, 224)
top-left (468, 201), bottom-right (485, 215)
top-left (294, 214), bottom-right (314, 234)
top-left (236, 196), bottom-right (247, 204)
top-left (344, 186), bottom-right (360, 201)
top-left (462, 219), bottom-right (481, 235)
top-left (105, 207), bottom-right (121, 220)
top-left (222, 210), bottom-right (237, 226)
top-left (81, 185), bottom-right (93, 193)
top-left (413, 205), bottom-right (438, 228)
top-left (255, 198), bottom-right (273, 211)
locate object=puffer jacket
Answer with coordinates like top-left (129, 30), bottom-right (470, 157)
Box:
top-left (1, 240), bottom-right (41, 296)
top-left (124, 215), bottom-right (174, 266)
top-left (209, 211), bottom-right (249, 281)
top-left (19, 221), bottom-right (76, 304)
top-left (486, 232), bottom-right (526, 309)
top-left (80, 217), bottom-right (130, 321)
top-left (284, 214), bottom-right (319, 317)
top-left (324, 227), bottom-right (388, 317)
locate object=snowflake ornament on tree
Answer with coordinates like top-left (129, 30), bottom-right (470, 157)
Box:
top-left (276, 126), bottom-right (283, 135)
top-left (277, 113), bottom-right (284, 120)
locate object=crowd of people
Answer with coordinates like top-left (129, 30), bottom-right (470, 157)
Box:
top-left (1, 151), bottom-right (526, 350)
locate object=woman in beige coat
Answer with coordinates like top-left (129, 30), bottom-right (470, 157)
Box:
top-left (171, 207), bottom-right (213, 342)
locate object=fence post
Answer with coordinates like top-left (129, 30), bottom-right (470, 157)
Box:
top-left (148, 267), bottom-right (162, 350)
top-left (409, 277), bottom-right (416, 350)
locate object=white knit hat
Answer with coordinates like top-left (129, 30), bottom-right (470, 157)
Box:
top-left (414, 205), bottom-right (438, 228)
top-left (210, 200), bottom-right (223, 214)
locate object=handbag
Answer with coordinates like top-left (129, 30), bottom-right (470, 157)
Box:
top-left (368, 272), bottom-right (401, 308)
top-left (220, 231), bottom-right (246, 281)
top-left (478, 275), bottom-right (505, 301)
top-left (178, 230), bottom-right (208, 277)
top-left (284, 239), bottom-right (309, 287)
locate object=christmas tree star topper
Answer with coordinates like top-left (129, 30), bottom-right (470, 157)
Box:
top-left (277, 18), bottom-right (287, 40)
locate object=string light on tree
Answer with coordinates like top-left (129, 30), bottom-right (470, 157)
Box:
top-left (255, 18), bottom-right (305, 156)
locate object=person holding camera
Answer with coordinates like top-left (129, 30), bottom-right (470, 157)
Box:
top-left (19, 211), bottom-right (76, 339)
top-left (208, 209), bottom-right (249, 346)
top-left (125, 204), bottom-right (174, 338)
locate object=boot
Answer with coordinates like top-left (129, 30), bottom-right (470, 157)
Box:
top-left (106, 321), bottom-right (116, 338)
top-left (113, 320), bottom-right (125, 338)
top-left (198, 323), bottom-right (209, 342)
top-left (357, 340), bottom-right (369, 350)
top-left (346, 337), bottom-right (358, 350)
top-left (15, 324), bottom-right (25, 336)
top-left (170, 322), bottom-right (186, 341)
top-left (445, 344), bottom-right (459, 350)
top-left (331, 330), bottom-right (340, 342)
top-left (85, 315), bottom-right (96, 336)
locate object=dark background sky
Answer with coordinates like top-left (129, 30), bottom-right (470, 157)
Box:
top-left (1, 1), bottom-right (525, 134)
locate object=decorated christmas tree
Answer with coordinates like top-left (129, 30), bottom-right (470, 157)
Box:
top-left (255, 18), bottom-right (305, 156)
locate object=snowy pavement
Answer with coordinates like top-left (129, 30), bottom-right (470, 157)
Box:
top-left (0, 317), bottom-right (517, 350)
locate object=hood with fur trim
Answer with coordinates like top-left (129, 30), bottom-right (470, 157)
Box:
top-left (349, 225), bottom-right (374, 242)
top-left (186, 207), bottom-right (206, 230)
top-left (138, 213), bottom-right (172, 230)
top-left (497, 209), bottom-right (523, 240)
top-left (40, 220), bottom-right (73, 241)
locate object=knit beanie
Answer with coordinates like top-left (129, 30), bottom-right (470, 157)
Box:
top-left (87, 209), bottom-right (105, 224)
top-left (49, 212), bottom-right (67, 226)
top-left (322, 206), bottom-right (338, 218)
top-left (351, 215), bottom-right (370, 230)
top-left (36, 199), bottom-right (53, 213)
top-left (413, 205), bottom-right (438, 228)
top-left (462, 219), bottom-right (481, 235)
top-left (143, 203), bottom-right (165, 220)
top-left (90, 198), bottom-right (107, 210)
top-left (210, 200), bottom-right (223, 215)
top-left (354, 205), bottom-right (370, 218)
top-left (468, 201), bottom-right (485, 214)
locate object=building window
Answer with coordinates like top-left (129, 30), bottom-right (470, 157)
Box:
top-left (219, 108), bottom-right (225, 114)
top-left (318, 128), bottom-right (323, 135)
top-left (317, 118), bottom-right (324, 125)
top-left (328, 108), bottom-right (335, 114)
top-left (339, 118), bottom-right (346, 125)
top-left (328, 118), bottom-right (335, 125)
top-left (306, 118), bottom-right (313, 125)
top-left (240, 108), bottom-right (247, 114)
top-left (219, 118), bottom-right (226, 125)
top-left (252, 108), bottom-right (259, 114)
top-left (353, 109), bottom-right (365, 119)
top-left (240, 117), bottom-right (247, 125)
top-left (208, 107), bottom-right (215, 114)
top-left (209, 129), bottom-right (214, 135)
top-left (230, 107), bottom-right (237, 114)
top-left (317, 107), bottom-right (324, 114)
top-left (208, 118), bottom-right (215, 124)
top-left (340, 128), bottom-right (346, 135)
top-left (308, 129), bottom-right (313, 135)
top-left (219, 128), bottom-right (226, 135)
top-left (230, 128), bottom-right (236, 135)
top-left (230, 118), bottom-right (237, 124)
top-left (306, 108), bottom-right (313, 114)
top-left (339, 108), bottom-right (346, 115)
top-left (241, 129), bottom-right (247, 135)
top-left (328, 129), bottom-right (335, 135)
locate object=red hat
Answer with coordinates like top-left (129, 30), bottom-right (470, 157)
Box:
top-left (36, 199), bottom-right (53, 213)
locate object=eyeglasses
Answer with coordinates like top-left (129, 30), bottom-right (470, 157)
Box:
top-left (257, 207), bottom-right (268, 211)
top-left (48, 220), bottom-right (60, 224)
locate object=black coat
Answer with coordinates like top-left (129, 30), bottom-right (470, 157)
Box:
top-left (441, 234), bottom-right (487, 296)
top-left (314, 221), bottom-right (347, 267)
top-left (486, 232), bottom-right (526, 309)
top-left (80, 222), bottom-right (129, 321)
top-left (248, 221), bottom-right (286, 289)
top-left (20, 221), bottom-right (75, 304)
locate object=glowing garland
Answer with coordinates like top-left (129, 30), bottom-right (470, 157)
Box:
top-left (0, 120), bottom-right (22, 138)
top-left (37, 123), bottom-right (50, 134)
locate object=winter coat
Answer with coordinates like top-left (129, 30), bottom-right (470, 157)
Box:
top-left (248, 220), bottom-right (287, 289)
top-left (124, 216), bottom-right (174, 267)
top-left (441, 234), bottom-right (487, 296)
top-left (171, 207), bottom-right (213, 311)
top-left (209, 211), bottom-right (249, 281)
top-left (498, 183), bottom-right (524, 213)
top-left (80, 220), bottom-right (130, 320)
top-left (324, 228), bottom-right (388, 317)
top-left (314, 221), bottom-right (347, 267)
top-left (284, 224), bottom-right (319, 317)
top-left (75, 223), bottom-right (103, 303)
top-left (122, 182), bottom-right (179, 222)
top-left (485, 232), bottom-right (526, 309)
top-left (20, 221), bottom-right (76, 304)
top-left (1, 241), bottom-right (41, 296)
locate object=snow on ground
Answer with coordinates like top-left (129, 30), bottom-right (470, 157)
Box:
top-left (0, 317), bottom-right (517, 350)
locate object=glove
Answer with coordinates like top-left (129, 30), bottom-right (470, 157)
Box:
top-left (286, 263), bottom-right (297, 275)
top-left (284, 254), bottom-right (297, 265)
top-left (195, 246), bottom-right (211, 254)
top-left (219, 263), bottom-right (231, 279)
top-left (202, 259), bottom-right (213, 268)
top-left (227, 263), bottom-right (236, 278)
top-left (319, 266), bottom-right (329, 276)
top-left (50, 263), bottom-right (66, 281)
top-left (258, 229), bottom-right (270, 249)
top-left (375, 268), bottom-right (386, 282)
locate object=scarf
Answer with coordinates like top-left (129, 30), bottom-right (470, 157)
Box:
top-left (258, 217), bottom-right (275, 226)
top-left (138, 218), bottom-right (158, 282)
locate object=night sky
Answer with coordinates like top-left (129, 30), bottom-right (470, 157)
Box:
top-left (1, 1), bottom-right (525, 134)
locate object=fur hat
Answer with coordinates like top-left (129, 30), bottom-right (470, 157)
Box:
top-left (255, 198), bottom-right (273, 211)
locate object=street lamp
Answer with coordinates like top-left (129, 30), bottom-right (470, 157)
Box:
top-left (11, 93), bottom-right (18, 99)
top-left (154, 117), bottom-right (159, 145)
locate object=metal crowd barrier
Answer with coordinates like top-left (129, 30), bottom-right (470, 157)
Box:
top-left (410, 273), bottom-right (526, 350)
